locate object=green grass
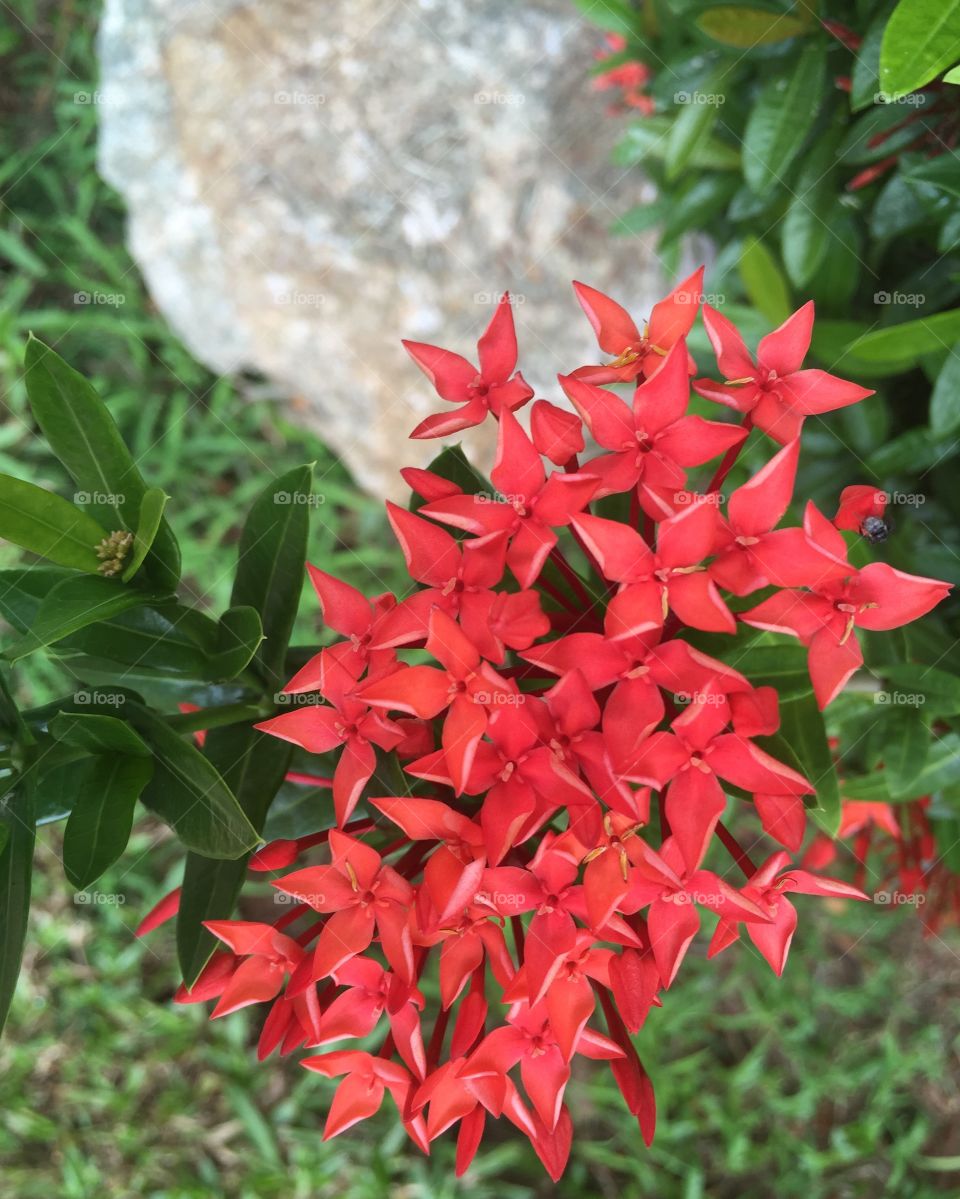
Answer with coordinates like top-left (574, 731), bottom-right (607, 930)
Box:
top-left (3, 2), bottom-right (960, 1196)
top-left (4, 832), bottom-right (960, 1197)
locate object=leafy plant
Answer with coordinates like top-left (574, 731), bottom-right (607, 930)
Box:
top-left (581, 0), bottom-right (960, 901)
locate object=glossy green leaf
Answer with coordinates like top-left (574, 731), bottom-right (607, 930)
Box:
top-left (128, 705), bottom-right (259, 859)
top-left (23, 337), bottom-right (181, 591)
top-left (49, 711), bottom-right (151, 757)
top-left (739, 645), bottom-right (813, 700)
top-left (4, 575), bottom-right (165, 662)
top-left (770, 693), bottom-right (841, 834)
top-left (614, 118), bottom-right (741, 172)
top-left (930, 347), bottom-right (960, 435)
top-left (739, 237), bottom-right (791, 326)
top-left (851, 10), bottom-right (886, 110)
top-left (879, 0), bottom-right (960, 100)
top-left (230, 465), bottom-right (312, 691)
top-left (208, 606), bottom-right (264, 681)
top-left (665, 76), bottom-right (725, 181)
top-left (63, 755), bottom-right (153, 889)
top-left (121, 487), bottom-right (167, 581)
top-left (0, 474), bottom-right (108, 572)
top-left (697, 6), bottom-right (808, 47)
top-left (945, 64), bottom-right (960, 83)
top-left (177, 728), bottom-right (293, 986)
top-left (782, 126), bottom-right (843, 289)
top-left (0, 778), bottom-right (34, 1036)
top-left (884, 707), bottom-right (930, 798)
top-left (842, 308), bottom-right (960, 366)
top-left (571, 0), bottom-right (636, 34)
top-left (742, 47), bottom-right (825, 195)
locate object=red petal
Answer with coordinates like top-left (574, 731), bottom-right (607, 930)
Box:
top-left (402, 340), bottom-right (476, 402)
top-left (558, 373), bottom-right (635, 450)
top-left (531, 399), bottom-right (585, 464)
top-left (757, 302), bottom-right (814, 377)
top-left (852, 562), bottom-right (951, 630)
top-left (647, 266), bottom-right (705, 351)
top-left (755, 793), bottom-right (807, 852)
top-left (477, 293), bottom-right (519, 381)
top-left (647, 895), bottom-right (700, 987)
top-left (701, 302), bottom-right (755, 380)
top-left (386, 501), bottom-right (460, 586)
top-left (492, 407), bottom-right (544, 506)
top-left (728, 437), bottom-right (800, 537)
top-left (572, 280), bottom-right (640, 355)
top-left (807, 624), bottom-right (863, 709)
top-left (255, 705), bottom-right (342, 753)
top-left (306, 564), bottom-right (372, 638)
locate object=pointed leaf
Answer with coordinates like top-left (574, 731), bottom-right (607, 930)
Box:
top-left (23, 337), bottom-right (180, 590)
top-left (0, 778), bottom-right (34, 1037)
top-left (63, 755), bottom-right (153, 889)
top-left (178, 728), bottom-right (293, 985)
top-left (742, 47), bottom-right (825, 196)
top-left (230, 465), bottom-right (312, 690)
top-left (4, 575), bottom-right (168, 661)
top-left (128, 704), bottom-right (259, 859)
top-left (0, 474), bottom-right (108, 572)
top-left (121, 487), bottom-right (167, 581)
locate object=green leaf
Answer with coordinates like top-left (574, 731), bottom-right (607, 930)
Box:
top-left (49, 711), bottom-right (152, 757)
top-left (0, 778), bottom-right (34, 1036)
top-left (423, 444), bottom-right (490, 497)
top-left (177, 728), bottom-right (293, 986)
top-left (4, 575), bottom-right (167, 662)
top-left (945, 64), bottom-right (960, 83)
top-left (895, 733), bottom-right (960, 797)
top-left (697, 6), bottom-right (808, 47)
top-left (0, 474), bottom-right (108, 572)
top-left (739, 237), bottom-right (792, 326)
top-left (209, 605), bottom-right (264, 681)
top-left (842, 307), bottom-right (960, 366)
top-left (742, 46), bottom-right (825, 195)
top-left (62, 755), bottom-right (153, 889)
top-left (782, 126), bottom-right (843, 289)
top-left (23, 337), bottom-right (181, 591)
top-left (614, 118), bottom-right (741, 172)
top-left (230, 465), bottom-right (313, 692)
top-left (121, 487), bottom-right (167, 582)
top-left (851, 10), bottom-right (886, 110)
top-left (571, 0), bottom-right (636, 34)
top-left (739, 645), bottom-right (813, 701)
top-left (879, 0), bottom-right (960, 100)
top-left (883, 707), bottom-right (930, 798)
top-left (767, 693), bottom-right (841, 834)
top-left (882, 664), bottom-right (960, 713)
top-left (930, 346), bottom-right (960, 435)
top-left (128, 705), bottom-right (259, 859)
top-left (665, 80), bottom-right (723, 181)
top-left (904, 156), bottom-right (960, 200)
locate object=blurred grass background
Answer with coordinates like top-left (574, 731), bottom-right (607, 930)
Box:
top-left (2, 2), bottom-right (960, 1196)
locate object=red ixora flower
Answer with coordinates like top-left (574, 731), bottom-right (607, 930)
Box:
top-left (404, 293), bottom-right (533, 439)
top-left (152, 269), bottom-right (949, 1181)
top-left (694, 301), bottom-right (874, 443)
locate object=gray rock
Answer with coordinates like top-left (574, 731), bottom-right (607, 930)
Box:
top-left (97, 0), bottom-right (663, 494)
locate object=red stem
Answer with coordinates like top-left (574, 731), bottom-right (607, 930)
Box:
top-left (707, 416), bottom-right (751, 494)
top-left (715, 820), bottom-right (756, 879)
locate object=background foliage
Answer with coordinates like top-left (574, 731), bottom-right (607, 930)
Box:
top-left (582, 0), bottom-right (960, 882)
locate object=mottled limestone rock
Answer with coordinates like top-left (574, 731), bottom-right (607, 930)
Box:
top-left (98, 0), bottom-right (662, 493)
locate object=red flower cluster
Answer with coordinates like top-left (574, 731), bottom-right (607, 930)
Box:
top-left (592, 34), bottom-right (655, 116)
top-left (171, 279), bottom-right (950, 1179)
